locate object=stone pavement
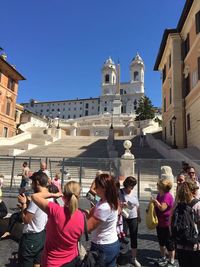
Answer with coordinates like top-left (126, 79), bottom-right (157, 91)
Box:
top-left (0, 195), bottom-right (179, 267)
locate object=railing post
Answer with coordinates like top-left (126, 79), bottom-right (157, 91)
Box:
top-left (29, 156), bottom-right (31, 170)
top-left (79, 159), bottom-right (82, 185)
top-left (137, 159), bottom-right (141, 200)
top-left (61, 157), bottom-right (65, 188)
top-left (10, 156), bottom-right (16, 191)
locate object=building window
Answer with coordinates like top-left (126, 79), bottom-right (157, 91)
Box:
top-left (7, 78), bottom-right (15, 91)
top-left (169, 87), bottom-right (172, 104)
top-left (85, 103), bottom-right (89, 109)
top-left (163, 97), bottom-right (166, 112)
top-left (74, 108), bottom-right (76, 111)
top-left (105, 74), bottom-right (109, 83)
top-left (51, 109), bottom-right (54, 111)
top-left (195, 10), bottom-right (200, 34)
top-left (182, 34), bottom-right (190, 60)
top-left (184, 74), bottom-right (190, 97)
top-left (46, 109), bottom-right (49, 112)
top-left (68, 108), bottom-right (70, 111)
top-left (79, 115), bottom-right (82, 117)
top-left (164, 127), bottom-right (166, 141)
top-left (85, 110), bottom-right (88, 116)
top-left (170, 120), bottom-right (172, 136)
top-left (121, 105), bottom-right (126, 113)
top-left (187, 113), bottom-right (191, 131)
top-left (198, 57), bottom-right (200, 80)
top-left (6, 99), bottom-right (11, 116)
top-left (68, 115), bottom-right (70, 119)
top-left (169, 54), bottom-right (171, 69)
top-left (74, 115), bottom-right (76, 118)
top-left (62, 115), bottom-right (65, 119)
top-left (3, 127), bottom-right (8, 137)
top-left (104, 107), bottom-right (107, 112)
top-left (134, 71), bottom-right (139, 81)
top-left (80, 107), bottom-right (82, 110)
top-left (92, 107), bottom-right (94, 110)
top-left (40, 109), bottom-right (43, 112)
top-left (192, 69), bottom-right (198, 88)
top-left (162, 65), bottom-right (166, 83)
top-left (57, 108), bottom-right (60, 111)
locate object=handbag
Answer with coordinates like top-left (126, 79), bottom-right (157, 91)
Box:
top-left (77, 214), bottom-right (100, 267)
top-left (145, 202), bottom-right (158, 230)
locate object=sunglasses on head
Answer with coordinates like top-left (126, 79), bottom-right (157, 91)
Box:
top-left (189, 172), bottom-right (195, 174)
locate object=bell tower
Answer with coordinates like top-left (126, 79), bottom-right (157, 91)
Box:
top-left (130, 52), bottom-right (145, 93)
top-left (101, 57), bottom-right (117, 95)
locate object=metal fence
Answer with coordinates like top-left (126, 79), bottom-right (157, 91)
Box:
top-left (0, 156), bottom-right (199, 200)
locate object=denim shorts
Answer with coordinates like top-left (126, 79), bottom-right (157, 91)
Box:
top-left (91, 239), bottom-right (120, 267)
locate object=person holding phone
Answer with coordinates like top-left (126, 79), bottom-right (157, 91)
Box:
top-left (119, 176), bottom-right (141, 267)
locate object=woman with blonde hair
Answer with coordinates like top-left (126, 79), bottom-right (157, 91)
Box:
top-left (152, 178), bottom-right (175, 267)
top-left (31, 181), bottom-right (84, 267)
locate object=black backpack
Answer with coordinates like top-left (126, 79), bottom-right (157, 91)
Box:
top-left (171, 199), bottom-right (199, 246)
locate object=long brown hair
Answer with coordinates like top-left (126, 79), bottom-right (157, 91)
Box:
top-left (176, 181), bottom-right (193, 204)
top-left (95, 173), bottom-right (118, 210)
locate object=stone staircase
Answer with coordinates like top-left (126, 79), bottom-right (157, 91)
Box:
top-left (0, 127), bottom-right (55, 156)
top-left (20, 135), bottom-right (109, 158)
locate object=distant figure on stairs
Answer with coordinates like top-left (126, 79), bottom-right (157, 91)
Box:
top-left (39, 161), bottom-right (50, 179)
top-left (139, 130), bottom-right (145, 148)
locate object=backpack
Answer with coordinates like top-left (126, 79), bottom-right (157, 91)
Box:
top-left (171, 199), bottom-right (199, 246)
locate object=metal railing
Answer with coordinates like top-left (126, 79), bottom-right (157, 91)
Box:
top-left (0, 155), bottom-right (199, 200)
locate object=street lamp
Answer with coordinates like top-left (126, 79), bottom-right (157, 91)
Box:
top-left (172, 115), bottom-right (177, 149)
top-left (110, 109), bottom-right (113, 129)
top-left (57, 111), bottom-right (60, 129)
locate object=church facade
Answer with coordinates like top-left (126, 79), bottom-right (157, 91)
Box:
top-left (22, 53), bottom-right (145, 119)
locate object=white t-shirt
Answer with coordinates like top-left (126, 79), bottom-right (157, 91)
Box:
top-left (119, 188), bottom-right (139, 219)
top-left (23, 200), bottom-right (48, 234)
top-left (91, 201), bottom-right (118, 245)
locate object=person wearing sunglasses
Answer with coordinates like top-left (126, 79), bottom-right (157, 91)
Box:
top-left (187, 166), bottom-right (200, 199)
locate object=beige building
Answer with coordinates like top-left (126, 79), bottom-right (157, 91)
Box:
top-left (0, 53), bottom-right (25, 137)
top-left (154, 0), bottom-right (200, 149)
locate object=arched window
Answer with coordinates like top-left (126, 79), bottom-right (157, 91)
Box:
top-left (105, 74), bottom-right (110, 83)
top-left (134, 71), bottom-right (139, 81)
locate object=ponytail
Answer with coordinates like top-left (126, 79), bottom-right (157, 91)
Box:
top-left (63, 181), bottom-right (81, 215)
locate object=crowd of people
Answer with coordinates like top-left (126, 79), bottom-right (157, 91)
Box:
top-left (0, 160), bottom-right (199, 267)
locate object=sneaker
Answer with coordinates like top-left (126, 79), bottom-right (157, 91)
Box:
top-left (164, 261), bottom-right (176, 267)
top-left (157, 258), bottom-right (168, 266)
top-left (131, 258), bottom-right (141, 267)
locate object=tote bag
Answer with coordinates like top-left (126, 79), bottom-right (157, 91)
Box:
top-left (146, 202), bottom-right (158, 230)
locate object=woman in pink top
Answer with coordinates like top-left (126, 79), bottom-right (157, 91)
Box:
top-left (32, 181), bottom-right (84, 267)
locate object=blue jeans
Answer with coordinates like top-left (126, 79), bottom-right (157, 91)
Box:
top-left (91, 240), bottom-right (120, 267)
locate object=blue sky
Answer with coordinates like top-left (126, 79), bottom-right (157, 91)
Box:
top-left (1, 0), bottom-right (185, 107)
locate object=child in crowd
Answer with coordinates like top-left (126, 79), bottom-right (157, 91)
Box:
top-left (115, 181), bottom-right (129, 244)
top-left (52, 173), bottom-right (62, 192)
top-left (152, 178), bottom-right (175, 267)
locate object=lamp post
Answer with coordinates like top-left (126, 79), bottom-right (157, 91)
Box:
top-left (172, 115), bottom-right (177, 149)
top-left (110, 109), bottom-right (113, 129)
top-left (57, 111), bottom-right (60, 129)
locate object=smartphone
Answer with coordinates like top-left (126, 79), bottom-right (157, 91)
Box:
top-left (127, 201), bottom-right (133, 210)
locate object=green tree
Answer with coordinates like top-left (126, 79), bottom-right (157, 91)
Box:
top-left (135, 96), bottom-right (155, 121)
